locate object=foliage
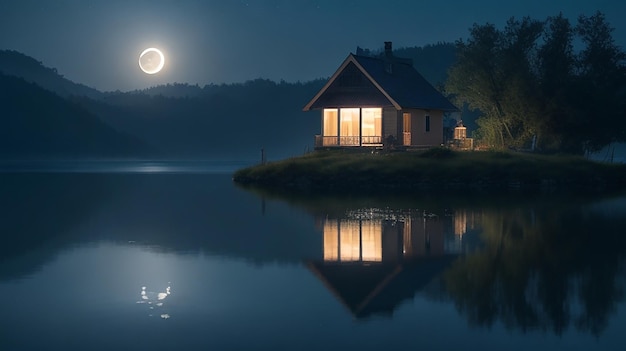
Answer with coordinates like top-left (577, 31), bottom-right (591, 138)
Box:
top-left (419, 147), bottom-right (455, 159)
top-left (0, 50), bottom-right (102, 99)
top-left (72, 78), bottom-right (327, 160)
top-left (446, 12), bottom-right (626, 154)
top-left (393, 43), bottom-right (457, 86)
top-left (444, 205), bottom-right (626, 336)
top-left (0, 73), bottom-right (149, 158)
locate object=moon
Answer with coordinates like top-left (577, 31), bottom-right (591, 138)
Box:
top-left (138, 48), bottom-right (165, 74)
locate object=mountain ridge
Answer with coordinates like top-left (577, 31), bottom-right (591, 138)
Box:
top-left (0, 44), bottom-right (458, 160)
top-left (0, 73), bottom-right (151, 159)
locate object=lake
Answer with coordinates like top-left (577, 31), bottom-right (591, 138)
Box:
top-left (1, 161), bottom-right (626, 350)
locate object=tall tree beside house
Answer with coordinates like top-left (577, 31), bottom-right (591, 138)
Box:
top-left (446, 12), bottom-right (626, 154)
top-left (574, 12), bottom-right (626, 152)
top-left (536, 13), bottom-right (578, 151)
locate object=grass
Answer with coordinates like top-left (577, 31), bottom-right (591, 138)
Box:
top-left (233, 148), bottom-right (626, 194)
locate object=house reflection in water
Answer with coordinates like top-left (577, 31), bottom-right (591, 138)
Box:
top-left (309, 208), bottom-right (464, 319)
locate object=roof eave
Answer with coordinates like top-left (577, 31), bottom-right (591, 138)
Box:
top-left (302, 54), bottom-right (402, 111)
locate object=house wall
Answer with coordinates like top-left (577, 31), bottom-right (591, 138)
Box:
top-left (318, 107), bottom-right (445, 148)
top-left (408, 218), bottom-right (445, 257)
top-left (383, 107), bottom-right (399, 144)
top-left (407, 109), bottom-right (443, 147)
top-left (382, 222), bottom-right (402, 263)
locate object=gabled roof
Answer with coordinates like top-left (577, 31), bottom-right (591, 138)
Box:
top-left (303, 53), bottom-right (458, 112)
top-left (307, 255), bottom-right (458, 319)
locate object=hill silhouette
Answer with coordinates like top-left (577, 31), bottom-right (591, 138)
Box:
top-left (73, 79), bottom-right (326, 160)
top-left (395, 42), bottom-right (457, 86)
top-left (0, 74), bottom-right (150, 159)
top-left (0, 50), bottom-right (102, 99)
top-left (0, 44), bottom-right (459, 160)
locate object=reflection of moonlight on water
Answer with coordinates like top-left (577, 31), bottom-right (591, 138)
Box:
top-left (137, 285), bottom-right (172, 319)
top-left (138, 48), bottom-right (165, 74)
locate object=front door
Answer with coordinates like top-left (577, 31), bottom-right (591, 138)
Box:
top-left (403, 112), bottom-right (411, 146)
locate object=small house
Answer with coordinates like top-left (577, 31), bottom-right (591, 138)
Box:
top-left (303, 42), bottom-right (458, 149)
top-left (307, 212), bottom-right (458, 319)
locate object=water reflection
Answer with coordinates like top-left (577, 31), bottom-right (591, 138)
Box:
top-left (310, 208), bottom-right (465, 319)
top-left (444, 205), bottom-right (626, 336)
top-left (2, 169), bottom-right (626, 348)
top-left (272, 191), bottom-right (626, 335)
top-left (137, 284), bottom-right (172, 319)
top-left (320, 209), bottom-right (464, 263)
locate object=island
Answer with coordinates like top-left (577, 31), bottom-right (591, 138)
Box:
top-left (232, 148), bottom-right (626, 194)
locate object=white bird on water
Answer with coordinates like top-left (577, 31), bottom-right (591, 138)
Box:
top-left (139, 285), bottom-right (171, 303)
top-left (138, 284), bottom-right (172, 319)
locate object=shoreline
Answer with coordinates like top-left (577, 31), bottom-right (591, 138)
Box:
top-left (232, 149), bottom-right (626, 194)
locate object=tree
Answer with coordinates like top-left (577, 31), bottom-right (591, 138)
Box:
top-left (575, 12), bottom-right (626, 152)
top-left (446, 17), bottom-right (543, 149)
top-left (444, 204), bottom-right (626, 336)
top-left (537, 13), bottom-right (579, 152)
top-left (447, 12), bottom-right (626, 154)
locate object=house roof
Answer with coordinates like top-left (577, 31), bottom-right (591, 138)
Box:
top-left (303, 53), bottom-right (458, 112)
top-left (307, 255), bottom-right (458, 319)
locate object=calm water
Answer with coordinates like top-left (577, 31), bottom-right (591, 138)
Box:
top-left (1, 162), bottom-right (626, 350)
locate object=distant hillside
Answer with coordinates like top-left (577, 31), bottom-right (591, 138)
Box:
top-left (74, 44), bottom-right (459, 160)
top-left (0, 50), bottom-right (102, 99)
top-left (0, 74), bottom-right (150, 159)
top-left (74, 79), bottom-right (326, 160)
top-left (394, 42), bottom-right (457, 86)
top-left (131, 83), bottom-right (205, 98)
top-left (0, 47), bottom-right (468, 160)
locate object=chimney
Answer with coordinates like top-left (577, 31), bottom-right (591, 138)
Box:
top-left (384, 41), bottom-right (392, 57)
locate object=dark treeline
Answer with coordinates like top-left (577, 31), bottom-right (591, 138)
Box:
top-left (445, 203), bottom-right (626, 336)
top-left (72, 79), bottom-right (326, 160)
top-left (0, 73), bottom-right (149, 159)
top-left (0, 43), bottom-right (456, 160)
top-left (446, 12), bottom-right (626, 154)
top-left (0, 50), bottom-right (102, 99)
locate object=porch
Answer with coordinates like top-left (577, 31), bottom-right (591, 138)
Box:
top-left (315, 135), bottom-right (383, 147)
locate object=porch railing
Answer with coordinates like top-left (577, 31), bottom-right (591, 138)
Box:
top-left (315, 135), bottom-right (382, 147)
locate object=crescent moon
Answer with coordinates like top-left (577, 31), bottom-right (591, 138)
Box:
top-left (139, 48), bottom-right (165, 74)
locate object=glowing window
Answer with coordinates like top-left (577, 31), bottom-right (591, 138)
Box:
top-left (323, 220), bottom-right (339, 261)
top-left (323, 109), bottom-right (338, 136)
top-left (361, 220), bottom-right (382, 262)
top-left (322, 219), bottom-right (383, 262)
top-left (340, 108), bottom-right (360, 137)
top-left (361, 108), bottom-right (382, 137)
top-left (403, 112), bottom-right (411, 146)
top-left (403, 112), bottom-right (411, 133)
top-left (339, 220), bottom-right (361, 261)
top-left (403, 220), bottom-right (412, 256)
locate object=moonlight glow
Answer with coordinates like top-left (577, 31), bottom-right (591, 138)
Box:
top-left (138, 48), bottom-right (165, 74)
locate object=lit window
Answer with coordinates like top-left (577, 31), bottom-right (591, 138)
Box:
top-left (323, 220), bottom-right (339, 261)
top-left (322, 219), bottom-right (382, 262)
top-left (340, 108), bottom-right (359, 136)
top-left (323, 109), bottom-right (338, 136)
top-left (361, 220), bottom-right (382, 262)
top-left (340, 108), bottom-right (360, 145)
top-left (340, 220), bottom-right (361, 261)
top-left (361, 108), bottom-right (382, 137)
top-left (403, 112), bottom-right (411, 146)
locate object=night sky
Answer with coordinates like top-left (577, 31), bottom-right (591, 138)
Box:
top-left (1, 0), bottom-right (624, 92)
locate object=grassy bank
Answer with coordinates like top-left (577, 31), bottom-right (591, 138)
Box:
top-left (233, 149), bottom-right (626, 194)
